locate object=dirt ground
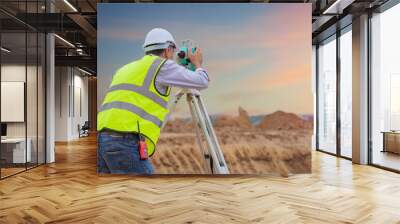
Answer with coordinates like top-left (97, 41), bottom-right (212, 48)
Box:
top-left (151, 128), bottom-right (312, 176)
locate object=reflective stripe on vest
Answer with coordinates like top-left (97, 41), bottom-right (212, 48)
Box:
top-left (106, 84), bottom-right (168, 109)
top-left (100, 101), bottom-right (163, 127)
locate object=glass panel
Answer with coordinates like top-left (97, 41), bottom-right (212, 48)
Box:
top-left (318, 36), bottom-right (337, 154)
top-left (371, 3), bottom-right (400, 171)
top-left (340, 28), bottom-right (352, 158)
top-left (27, 30), bottom-right (38, 169)
top-left (38, 32), bottom-right (45, 165)
top-left (1, 29), bottom-right (27, 177)
top-left (26, 0), bottom-right (39, 169)
top-left (0, 1), bottom-right (46, 178)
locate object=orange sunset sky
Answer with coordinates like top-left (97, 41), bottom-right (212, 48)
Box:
top-left (98, 4), bottom-right (312, 117)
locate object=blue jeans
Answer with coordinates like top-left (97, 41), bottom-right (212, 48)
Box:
top-left (97, 131), bottom-right (154, 174)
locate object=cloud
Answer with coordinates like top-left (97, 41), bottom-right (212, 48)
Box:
top-left (98, 4), bottom-right (310, 52)
top-left (99, 4), bottom-right (313, 115)
top-left (245, 64), bottom-right (311, 91)
top-left (186, 5), bottom-right (310, 51)
top-left (204, 58), bottom-right (258, 77)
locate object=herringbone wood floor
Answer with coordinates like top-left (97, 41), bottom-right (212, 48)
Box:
top-left (1, 135), bottom-right (400, 224)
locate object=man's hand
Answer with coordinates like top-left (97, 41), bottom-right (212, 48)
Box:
top-left (188, 48), bottom-right (203, 69)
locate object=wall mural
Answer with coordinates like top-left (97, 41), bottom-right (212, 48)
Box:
top-left (97, 3), bottom-right (312, 175)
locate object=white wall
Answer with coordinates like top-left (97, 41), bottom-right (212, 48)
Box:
top-left (55, 67), bottom-right (69, 141)
top-left (55, 67), bottom-right (89, 141)
top-left (1, 65), bottom-right (37, 138)
top-left (71, 72), bottom-right (89, 138)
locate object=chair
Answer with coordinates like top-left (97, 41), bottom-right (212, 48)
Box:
top-left (79, 121), bottom-right (90, 138)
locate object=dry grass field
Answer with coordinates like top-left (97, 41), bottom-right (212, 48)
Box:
top-left (152, 109), bottom-right (312, 175)
top-left (152, 130), bottom-right (311, 175)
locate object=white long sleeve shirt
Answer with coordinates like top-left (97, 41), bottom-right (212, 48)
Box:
top-left (154, 59), bottom-right (209, 95)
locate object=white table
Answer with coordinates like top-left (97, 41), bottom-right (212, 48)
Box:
top-left (1, 138), bottom-right (32, 163)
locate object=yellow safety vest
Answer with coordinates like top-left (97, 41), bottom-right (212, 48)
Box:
top-left (97, 55), bottom-right (170, 156)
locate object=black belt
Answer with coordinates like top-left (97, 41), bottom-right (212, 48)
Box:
top-left (100, 129), bottom-right (140, 137)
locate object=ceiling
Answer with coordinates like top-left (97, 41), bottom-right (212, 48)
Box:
top-left (0, 0), bottom-right (393, 75)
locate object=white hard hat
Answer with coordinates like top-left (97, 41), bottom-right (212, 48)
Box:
top-left (143, 28), bottom-right (176, 52)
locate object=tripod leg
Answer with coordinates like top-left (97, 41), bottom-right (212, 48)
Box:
top-left (196, 95), bottom-right (229, 172)
top-left (189, 94), bottom-right (229, 174)
top-left (187, 94), bottom-right (212, 174)
top-left (161, 90), bottom-right (185, 130)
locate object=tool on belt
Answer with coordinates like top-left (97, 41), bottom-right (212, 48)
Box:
top-left (137, 121), bottom-right (148, 160)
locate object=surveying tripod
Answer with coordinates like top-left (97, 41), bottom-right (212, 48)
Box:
top-left (161, 89), bottom-right (229, 174)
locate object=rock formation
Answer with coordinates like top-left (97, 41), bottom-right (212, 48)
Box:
top-left (257, 111), bottom-right (313, 130)
top-left (213, 106), bottom-right (253, 130)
